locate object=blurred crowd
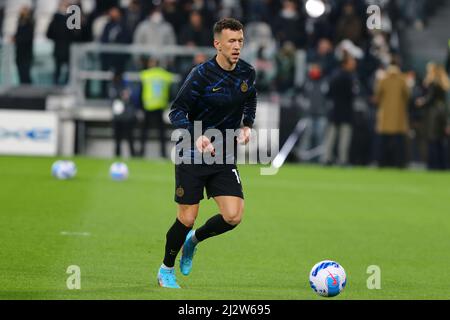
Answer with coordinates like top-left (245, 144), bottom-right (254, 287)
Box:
top-left (8, 0), bottom-right (445, 85)
top-left (4, 0), bottom-right (450, 169)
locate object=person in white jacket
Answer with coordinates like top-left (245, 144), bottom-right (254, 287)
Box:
top-left (133, 7), bottom-right (176, 48)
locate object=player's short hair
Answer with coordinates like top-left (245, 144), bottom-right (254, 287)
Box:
top-left (213, 18), bottom-right (243, 37)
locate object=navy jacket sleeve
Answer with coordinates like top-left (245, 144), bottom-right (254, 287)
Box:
top-left (242, 69), bottom-right (257, 128)
top-left (169, 67), bottom-right (202, 131)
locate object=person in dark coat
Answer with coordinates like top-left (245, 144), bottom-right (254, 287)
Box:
top-left (321, 52), bottom-right (358, 166)
top-left (109, 71), bottom-right (137, 158)
top-left (13, 6), bottom-right (34, 84)
top-left (416, 63), bottom-right (450, 170)
top-left (298, 63), bottom-right (330, 163)
top-left (46, 0), bottom-right (73, 85)
top-left (100, 7), bottom-right (131, 97)
top-left (446, 41), bottom-right (450, 74)
top-left (178, 11), bottom-right (212, 47)
top-left (445, 39), bottom-right (450, 73)
top-left (271, 0), bottom-right (306, 49)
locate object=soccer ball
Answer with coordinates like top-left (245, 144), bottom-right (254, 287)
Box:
top-left (109, 162), bottom-right (129, 181)
top-left (309, 260), bottom-right (347, 297)
top-left (51, 160), bottom-right (77, 180)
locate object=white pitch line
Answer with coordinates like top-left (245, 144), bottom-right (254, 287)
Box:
top-left (60, 231), bottom-right (91, 237)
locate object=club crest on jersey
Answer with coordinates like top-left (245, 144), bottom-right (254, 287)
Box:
top-left (176, 187), bottom-right (184, 197)
top-left (240, 81), bottom-right (248, 93)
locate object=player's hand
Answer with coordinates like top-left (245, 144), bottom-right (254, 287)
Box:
top-left (237, 126), bottom-right (251, 145)
top-left (196, 135), bottom-right (215, 155)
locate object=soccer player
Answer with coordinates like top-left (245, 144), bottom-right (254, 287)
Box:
top-left (157, 18), bottom-right (257, 288)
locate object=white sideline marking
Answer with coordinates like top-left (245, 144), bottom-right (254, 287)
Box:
top-left (60, 231), bottom-right (91, 237)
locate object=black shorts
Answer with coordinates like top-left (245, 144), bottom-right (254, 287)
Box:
top-left (174, 163), bottom-right (244, 205)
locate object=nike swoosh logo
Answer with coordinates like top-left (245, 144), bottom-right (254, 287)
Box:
top-left (328, 272), bottom-right (337, 285)
top-left (212, 87), bottom-right (222, 92)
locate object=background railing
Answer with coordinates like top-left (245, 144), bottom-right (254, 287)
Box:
top-left (68, 43), bottom-right (220, 107)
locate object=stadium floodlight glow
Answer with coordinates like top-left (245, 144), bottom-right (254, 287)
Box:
top-left (305, 0), bottom-right (326, 18)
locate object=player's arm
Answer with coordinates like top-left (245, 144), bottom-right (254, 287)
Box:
top-left (169, 67), bottom-right (202, 131)
top-left (169, 68), bottom-right (214, 154)
top-left (242, 69), bottom-right (257, 128)
top-left (239, 69), bottom-right (257, 145)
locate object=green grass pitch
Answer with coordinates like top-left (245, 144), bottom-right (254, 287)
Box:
top-left (0, 156), bottom-right (449, 300)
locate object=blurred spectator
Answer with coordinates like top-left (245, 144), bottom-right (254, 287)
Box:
top-left (272, 0), bottom-right (306, 48)
top-left (161, 0), bottom-right (186, 35)
top-left (13, 6), bottom-right (34, 84)
top-left (46, 0), bottom-right (73, 85)
top-left (398, 0), bottom-right (426, 30)
top-left (416, 63), bottom-right (450, 170)
top-left (274, 41), bottom-right (296, 93)
top-left (183, 0), bottom-right (217, 30)
top-left (407, 71), bottom-right (428, 164)
top-left (321, 52), bottom-right (358, 166)
top-left (217, 0), bottom-right (243, 21)
top-left (84, 7), bottom-right (109, 98)
top-left (245, 20), bottom-right (276, 50)
top-left (241, 0), bottom-right (270, 23)
top-left (139, 58), bottom-right (175, 158)
top-left (101, 6), bottom-right (131, 54)
top-left (308, 38), bottom-right (337, 78)
top-left (175, 10), bottom-right (213, 78)
top-left (179, 52), bottom-right (208, 87)
top-left (193, 52), bottom-right (208, 66)
top-left (335, 39), bottom-right (363, 62)
top-left (446, 40), bottom-right (450, 74)
top-left (298, 63), bottom-right (329, 161)
top-left (306, 9), bottom-right (335, 49)
top-left (123, 0), bottom-right (143, 37)
top-left (370, 32), bottom-right (392, 68)
top-left (335, 2), bottom-right (365, 47)
top-left (100, 7), bottom-right (131, 95)
top-left (0, 2), bottom-right (4, 39)
top-left (70, 0), bottom-right (92, 43)
top-left (254, 46), bottom-right (275, 92)
top-left (374, 62), bottom-right (410, 168)
top-left (134, 6), bottom-right (176, 48)
top-left (179, 10), bottom-right (212, 47)
top-left (244, 20), bottom-right (277, 86)
top-left (92, 10), bottom-right (110, 42)
top-left (109, 72), bottom-right (137, 158)
top-left (95, 0), bottom-right (118, 13)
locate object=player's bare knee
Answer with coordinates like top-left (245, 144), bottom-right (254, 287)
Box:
top-left (178, 215), bottom-right (196, 228)
top-left (224, 202), bottom-right (244, 225)
top-left (223, 211), bottom-right (243, 226)
top-left (177, 205), bottom-right (199, 227)
top-left (229, 216), bottom-right (242, 226)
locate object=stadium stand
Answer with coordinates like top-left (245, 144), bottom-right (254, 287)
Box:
top-left (0, 0), bottom-right (449, 168)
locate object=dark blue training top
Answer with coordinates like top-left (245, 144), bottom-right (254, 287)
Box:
top-left (169, 56), bottom-right (257, 164)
